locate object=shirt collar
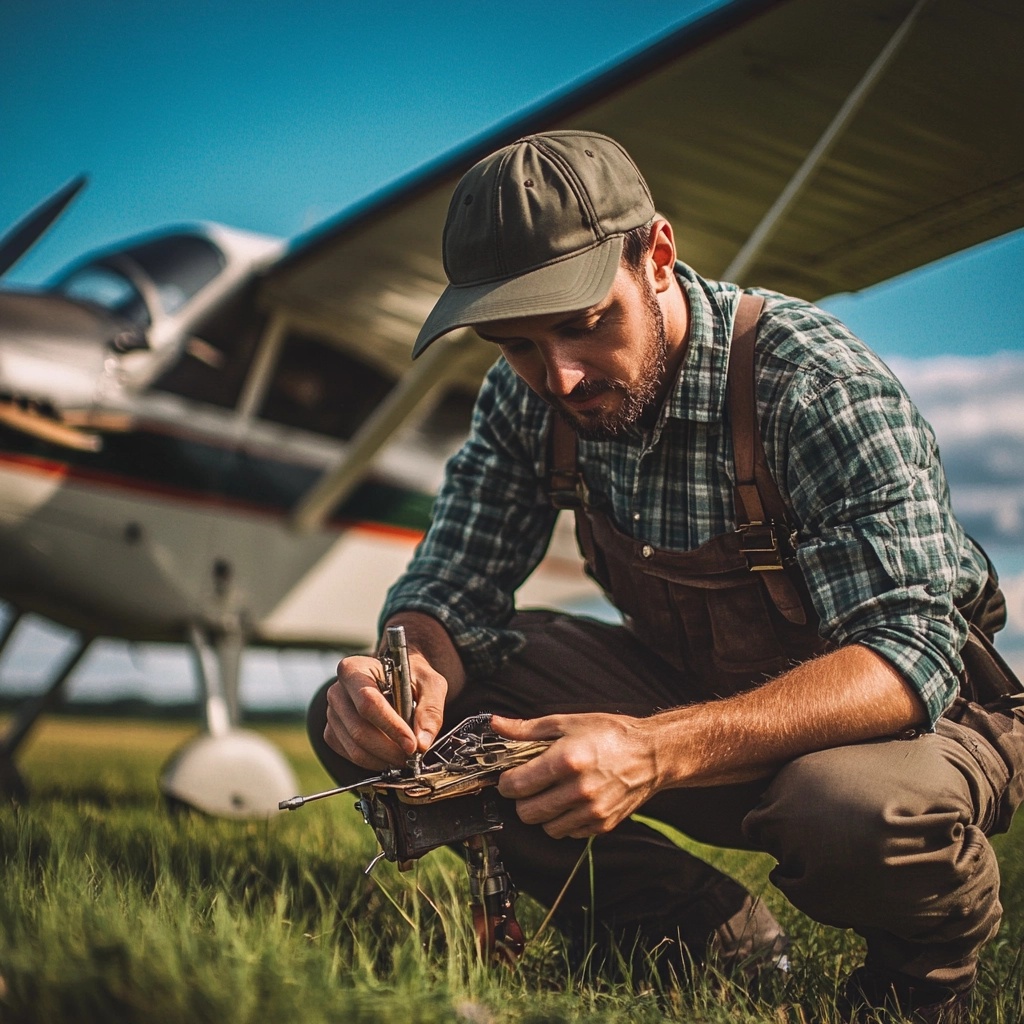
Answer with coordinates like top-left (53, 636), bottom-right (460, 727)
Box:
top-left (659, 262), bottom-right (739, 427)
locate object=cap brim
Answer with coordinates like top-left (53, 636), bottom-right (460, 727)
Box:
top-left (412, 235), bottom-right (624, 359)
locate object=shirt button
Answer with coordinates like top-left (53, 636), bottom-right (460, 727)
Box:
top-left (641, 544), bottom-right (654, 559)
top-left (633, 512), bottom-right (641, 521)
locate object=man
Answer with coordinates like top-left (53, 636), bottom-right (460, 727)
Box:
top-left (310, 131), bottom-right (1022, 1022)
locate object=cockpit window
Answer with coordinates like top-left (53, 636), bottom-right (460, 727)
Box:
top-left (260, 330), bottom-right (395, 440)
top-left (53, 233), bottom-right (225, 321)
top-left (55, 265), bottom-right (151, 327)
top-left (120, 234), bottom-right (225, 314)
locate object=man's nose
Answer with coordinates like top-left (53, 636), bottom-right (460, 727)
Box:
top-left (543, 355), bottom-right (586, 396)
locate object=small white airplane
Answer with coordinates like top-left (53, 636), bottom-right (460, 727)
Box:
top-left (2, 0), bottom-right (1022, 816)
top-left (0, 197), bottom-right (596, 813)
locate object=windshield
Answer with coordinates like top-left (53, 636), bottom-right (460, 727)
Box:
top-left (121, 234), bottom-right (225, 314)
top-left (52, 233), bottom-right (226, 320)
top-left (55, 264), bottom-right (151, 327)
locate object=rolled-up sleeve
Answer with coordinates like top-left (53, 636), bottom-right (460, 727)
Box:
top-left (783, 369), bottom-right (970, 726)
top-left (380, 363), bottom-right (558, 680)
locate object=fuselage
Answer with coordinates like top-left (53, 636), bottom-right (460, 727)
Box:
top-left (0, 223), bottom-right (597, 648)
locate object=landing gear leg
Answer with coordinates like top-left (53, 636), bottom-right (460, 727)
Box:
top-left (158, 621), bottom-right (298, 818)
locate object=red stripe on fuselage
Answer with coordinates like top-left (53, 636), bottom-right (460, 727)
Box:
top-left (0, 451), bottom-right (425, 542)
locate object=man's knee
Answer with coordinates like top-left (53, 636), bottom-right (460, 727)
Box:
top-left (747, 740), bottom-right (973, 867)
top-left (306, 678), bottom-right (331, 749)
top-left (746, 745), bottom-right (899, 874)
top-left (742, 737), bottom-right (1001, 929)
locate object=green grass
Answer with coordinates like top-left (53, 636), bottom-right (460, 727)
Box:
top-left (2, 716), bottom-right (1024, 1023)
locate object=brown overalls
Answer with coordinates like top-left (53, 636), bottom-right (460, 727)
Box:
top-left (309, 295), bottom-right (1024, 988)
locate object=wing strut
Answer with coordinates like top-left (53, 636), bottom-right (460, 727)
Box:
top-left (236, 311), bottom-right (289, 422)
top-left (722, 0), bottom-right (930, 283)
top-left (289, 332), bottom-right (479, 533)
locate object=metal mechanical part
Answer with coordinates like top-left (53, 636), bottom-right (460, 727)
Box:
top-left (350, 714), bottom-right (549, 862)
top-left (371, 713), bottom-right (550, 802)
top-left (279, 714), bottom-right (549, 813)
top-left (465, 832), bottom-right (525, 965)
top-left (354, 778), bottom-right (504, 863)
top-left (381, 625), bottom-right (421, 775)
top-left (346, 719), bottom-right (535, 965)
top-left (279, 659), bottom-right (550, 965)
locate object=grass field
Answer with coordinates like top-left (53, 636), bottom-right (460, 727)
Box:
top-left (2, 716), bottom-right (1024, 1023)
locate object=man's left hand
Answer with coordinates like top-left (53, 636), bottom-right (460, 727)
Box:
top-left (492, 713), bottom-right (662, 839)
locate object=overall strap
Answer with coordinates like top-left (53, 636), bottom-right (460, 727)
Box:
top-left (727, 293), bottom-right (807, 624)
top-left (547, 413), bottom-right (587, 511)
top-left (547, 412), bottom-right (601, 573)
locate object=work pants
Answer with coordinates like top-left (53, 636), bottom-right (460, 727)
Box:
top-left (308, 611), bottom-right (1020, 990)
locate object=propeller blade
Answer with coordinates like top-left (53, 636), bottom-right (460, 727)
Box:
top-left (0, 174), bottom-right (86, 278)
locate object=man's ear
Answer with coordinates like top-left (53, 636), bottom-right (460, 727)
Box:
top-left (647, 218), bottom-right (677, 293)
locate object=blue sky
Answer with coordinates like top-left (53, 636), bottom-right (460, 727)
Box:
top-left (2, 0), bottom-right (1022, 702)
top-left (2, 0), bottom-right (1022, 360)
top-left (1, 1), bottom-right (717, 279)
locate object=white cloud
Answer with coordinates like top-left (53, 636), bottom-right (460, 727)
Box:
top-left (888, 351), bottom-right (1024, 438)
top-left (886, 352), bottom-right (1024, 546)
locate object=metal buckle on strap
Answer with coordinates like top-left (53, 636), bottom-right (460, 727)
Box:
top-left (737, 521), bottom-right (785, 571)
top-left (548, 469), bottom-right (590, 511)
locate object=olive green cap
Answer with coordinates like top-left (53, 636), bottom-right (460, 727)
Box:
top-left (412, 131), bottom-right (655, 358)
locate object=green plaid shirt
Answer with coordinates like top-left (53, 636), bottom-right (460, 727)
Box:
top-left (383, 262), bottom-right (988, 726)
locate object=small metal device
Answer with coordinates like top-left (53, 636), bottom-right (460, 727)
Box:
top-left (380, 624), bottom-right (421, 775)
top-left (279, 639), bottom-right (550, 965)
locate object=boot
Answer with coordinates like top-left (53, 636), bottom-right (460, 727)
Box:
top-left (838, 964), bottom-right (974, 1023)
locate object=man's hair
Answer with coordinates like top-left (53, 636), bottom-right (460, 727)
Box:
top-left (621, 220), bottom-right (655, 273)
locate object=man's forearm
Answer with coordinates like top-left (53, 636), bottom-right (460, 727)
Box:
top-left (648, 644), bottom-right (927, 790)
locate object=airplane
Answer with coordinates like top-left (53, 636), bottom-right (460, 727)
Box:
top-left (2, 0), bottom-right (1022, 817)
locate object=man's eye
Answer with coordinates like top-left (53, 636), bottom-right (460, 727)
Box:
top-left (564, 318), bottom-right (603, 337)
top-left (499, 340), bottom-right (532, 357)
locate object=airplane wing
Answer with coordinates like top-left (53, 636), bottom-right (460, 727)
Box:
top-left (255, 0), bottom-right (1024, 525)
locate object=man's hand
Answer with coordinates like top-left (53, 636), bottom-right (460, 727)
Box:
top-left (323, 613), bottom-right (464, 771)
top-left (493, 713), bottom-right (663, 839)
top-left (323, 654), bottom-right (413, 770)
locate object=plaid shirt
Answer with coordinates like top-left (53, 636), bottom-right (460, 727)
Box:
top-left (383, 262), bottom-right (988, 726)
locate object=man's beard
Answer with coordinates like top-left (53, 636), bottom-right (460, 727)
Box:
top-left (547, 273), bottom-right (669, 441)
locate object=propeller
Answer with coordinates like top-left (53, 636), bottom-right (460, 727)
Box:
top-left (0, 175), bottom-right (86, 278)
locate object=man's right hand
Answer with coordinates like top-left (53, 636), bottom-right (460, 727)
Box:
top-left (323, 654), bottom-right (416, 770)
top-left (323, 613), bottom-right (464, 770)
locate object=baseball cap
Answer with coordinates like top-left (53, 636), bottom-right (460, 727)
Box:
top-left (412, 131), bottom-right (655, 358)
